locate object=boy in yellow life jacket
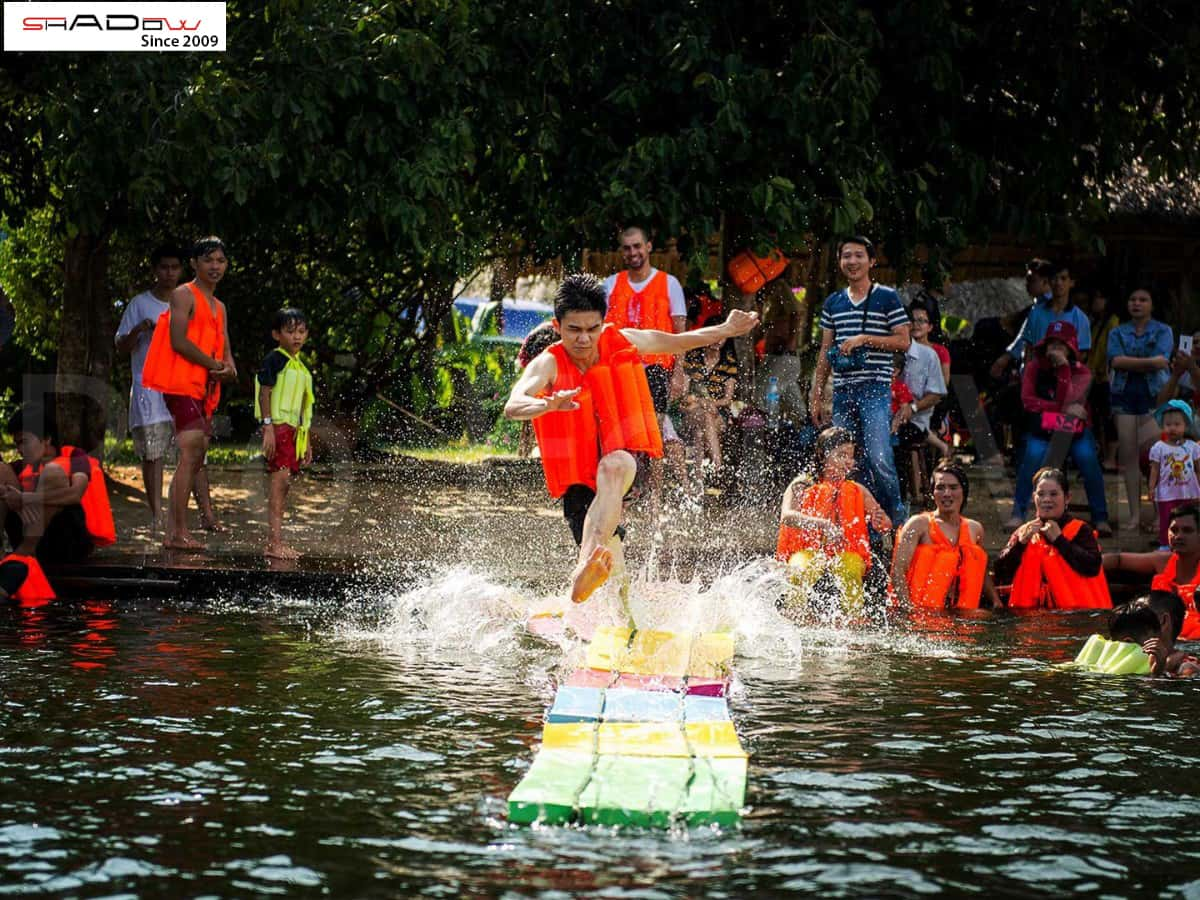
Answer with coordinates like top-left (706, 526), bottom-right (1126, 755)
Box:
top-left (255, 308), bottom-right (314, 560)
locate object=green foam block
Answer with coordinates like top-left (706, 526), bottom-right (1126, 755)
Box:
top-left (507, 750), bottom-right (595, 825)
top-left (677, 757), bottom-right (747, 827)
top-left (577, 755), bottom-right (693, 828)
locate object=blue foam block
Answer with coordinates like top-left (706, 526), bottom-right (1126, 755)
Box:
top-left (547, 685), bottom-right (605, 723)
top-left (601, 687), bottom-right (682, 723)
top-left (683, 695), bottom-right (730, 723)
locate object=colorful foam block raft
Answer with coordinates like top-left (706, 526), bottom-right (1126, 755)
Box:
top-left (508, 626), bottom-right (747, 827)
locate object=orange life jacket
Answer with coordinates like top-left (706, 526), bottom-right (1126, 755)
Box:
top-left (142, 282), bottom-right (225, 415)
top-left (1008, 519), bottom-right (1111, 610)
top-left (1151, 554), bottom-right (1200, 639)
top-left (727, 248), bottom-right (788, 295)
top-left (18, 446), bottom-right (116, 547)
top-left (1, 553), bottom-right (55, 606)
top-left (775, 479), bottom-right (871, 570)
top-left (605, 270), bottom-right (676, 369)
top-left (903, 514), bottom-right (988, 611)
top-left (532, 326), bottom-right (664, 498)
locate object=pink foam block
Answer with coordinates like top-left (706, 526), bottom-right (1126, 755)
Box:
top-left (564, 668), bottom-right (727, 696)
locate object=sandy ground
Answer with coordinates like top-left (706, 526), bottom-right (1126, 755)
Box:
top-left (100, 455), bottom-right (1160, 578)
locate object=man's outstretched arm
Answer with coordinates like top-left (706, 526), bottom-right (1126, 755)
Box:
top-left (623, 309), bottom-right (759, 357)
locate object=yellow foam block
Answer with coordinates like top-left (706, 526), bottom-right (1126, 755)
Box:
top-left (540, 722), bottom-right (598, 753)
top-left (688, 632), bottom-right (735, 678)
top-left (624, 630), bottom-right (692, 677)
top-left (585, 627), bottom-right (633, 671)
top-left (684, 721), bottom-right (747, 759)
top-left (541, 722), bottom-right (747, 759)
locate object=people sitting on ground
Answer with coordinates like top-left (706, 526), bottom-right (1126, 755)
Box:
top-left (1108, 592), bottom-right (1200, 678)
top-left (678, 333), bottom-right (739, 475)
top-left (776, 426), bottom-right (891, 616)
top-left (1005, 321), bottom-right (1112, 537)
top-left (994, 466), bottom-right (1112, 610)
top-left (1107, 285), bottom-right (1173, 533)
top-left (1103, 502), bottom-right (1200, 639)
top-left (892, 460), bottom-right (998, 612)
top-left (907, 298), bottom-right (952, 459)
top-left (1157, 328), bottom-right (1200, 407)
top-left (0, 404), bottom-right (116, 604)
top-left (1148, 400), bottom-right (1200, 550)
top-left (255, 308), bottom-right (315, 561)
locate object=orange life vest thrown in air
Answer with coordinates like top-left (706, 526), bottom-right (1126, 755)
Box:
top-left (605, 270), bottom-right (676, 369)
top-left (1151, 554), bottom-right (1200, 639)
top-left (1008, 519), bottom-right (1111, 610)
top-left (142, 282), bottom-right (225, 416)
top-left (18, 446), bottom-right (116, 547)
top-left (775, 480), bottom-right (871, 570)
top-left (532, 326), bottom-right (664, 498)
top-left (0, 553), bottom-right (55, 606)
top-left (727, 248), bottom-right (788, 295)
top-left (904, 515), bottom-right (988, 611)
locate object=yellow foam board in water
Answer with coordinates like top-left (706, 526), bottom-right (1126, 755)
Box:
top-left (542, 722), bottom-right (747, 759)
top-left (688, 633), bottom-right (735, 678)
top-left (684, 721), bottom-right (747, 759)
top-left (585, 627), bottom-right (633, 671)
top-left (624, 629), bottom-right (692, 677)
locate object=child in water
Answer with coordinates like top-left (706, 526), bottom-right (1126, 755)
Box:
top-left (776, 426), bottom-right (891, 615)
top-left (1108, 590), bottom-right (1200, 678)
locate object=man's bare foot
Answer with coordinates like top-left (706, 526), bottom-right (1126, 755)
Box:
top-left (265, 543), bottom-right (301, 560)
top-left (164, 533), bottom-right (205, 551)
top-left (570, 546), bottom-right (613, 604)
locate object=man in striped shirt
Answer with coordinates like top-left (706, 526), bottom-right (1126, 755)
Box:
top-left (809, 236), bottom-right (912, 523)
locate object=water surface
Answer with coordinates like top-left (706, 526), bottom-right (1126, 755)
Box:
top-left (2, 569), bottom-right (1198, 898)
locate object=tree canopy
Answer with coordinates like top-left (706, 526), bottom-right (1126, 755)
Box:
top-left (1, 0), bottom-right (1197, 443)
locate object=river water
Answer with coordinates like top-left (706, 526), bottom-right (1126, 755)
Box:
top-left (2, 561), bottom-right (1199, 898)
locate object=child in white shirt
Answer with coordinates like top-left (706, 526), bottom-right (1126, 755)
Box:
top-left (1149, 400), bottom-right (1200, 549)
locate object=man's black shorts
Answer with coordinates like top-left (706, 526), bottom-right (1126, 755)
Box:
top-left (644, 364), bottom-right (670, 415)
top-left (562, 484), bottom-right (628, 547)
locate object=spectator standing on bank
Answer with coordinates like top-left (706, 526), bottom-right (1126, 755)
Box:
top-left (810, 236), bottom-right (911, 523)
top-left (1086, 284), bottom-right (1121, 469)
top-left (989, 258), bottom-right (1056, 380)
top-left (604, 225), bottom-right (687, 518)
top-left (1158, 328), bottom-right (1200, 407)
top-left (1108, 285), bottom-right (1173, 532)
top-left (115, 244), bottom-right (182, 526)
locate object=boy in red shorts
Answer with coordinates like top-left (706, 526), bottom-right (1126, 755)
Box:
top-left (255, 308), bottom-right (314, 559)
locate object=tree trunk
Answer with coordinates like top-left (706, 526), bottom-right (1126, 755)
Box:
top-left (56, 233), bottom-right (112, 453)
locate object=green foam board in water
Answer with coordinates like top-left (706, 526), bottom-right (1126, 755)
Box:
top-left (576, 755), bottom-right (693, 828)
top-left (507, 750), bottom-right (595, 825)
top-left (677, 757), bottom-right (748, 827)
top-left (1066, 634), bottom-right (1152, 675)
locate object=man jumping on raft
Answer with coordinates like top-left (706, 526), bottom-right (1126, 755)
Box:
top-left (505, 273), bottom-right (758, 604)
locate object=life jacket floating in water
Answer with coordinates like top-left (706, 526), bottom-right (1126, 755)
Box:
top-left (903, 515), bottom-right (987, 611)
top-left (18, 447), bottom-right (116, 547)
top-left (0, 553), bottom-right (56, 606)
top-left (727, 248), bottom-right (788, 295)
top-left (1151, 553), bottom-right (1200, 639)
top-left (604, 271), bottom-right (676, 369)
top-left (1065, 634), bottom-right (1151, 675)
top-left (532, 326), bottom-right (663, 499)
top-left (1007, 519), bottom-right (1111, 610)
top-left (142, 282), bottom-right (225, 416)
top-left (776, 480), bottom-right (871, 570)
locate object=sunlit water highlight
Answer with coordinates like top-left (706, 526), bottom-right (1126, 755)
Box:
top-left (2, 563), bottom-right (1199, 897)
